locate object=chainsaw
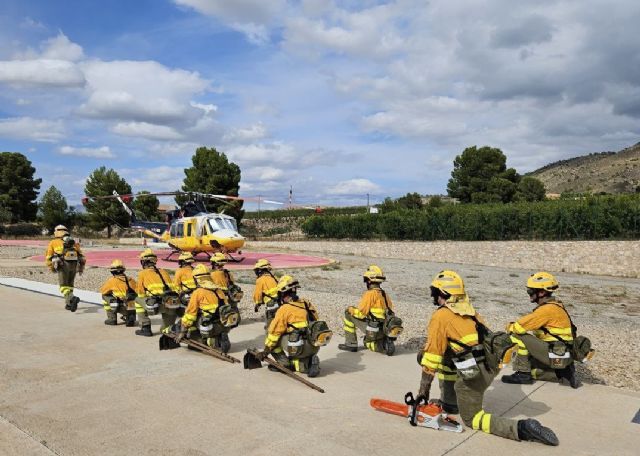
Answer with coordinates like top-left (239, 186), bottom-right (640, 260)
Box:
top-left (370, 392), bottom-right (464, 432)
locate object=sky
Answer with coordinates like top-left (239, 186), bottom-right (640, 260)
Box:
top-left (1, 0), bottom-right (639, 210)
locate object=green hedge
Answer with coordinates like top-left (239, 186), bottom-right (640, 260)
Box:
top-left (302, 195), bottom-right (640, 240)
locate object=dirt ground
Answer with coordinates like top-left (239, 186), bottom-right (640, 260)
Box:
top-left (1, 240), bottom-right (639, 392)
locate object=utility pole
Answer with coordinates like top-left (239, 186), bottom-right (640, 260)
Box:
top-left (289, 185), bottom-right (293, 209)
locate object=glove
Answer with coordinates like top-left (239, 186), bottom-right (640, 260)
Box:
top-left (78, 261), bottom-right (85, 276)
top-left (255, 349), bottom-right (270, 361)
top-left (254, 303), bottom-right (261, 312)
top-left (51, 257), bottom-right (63, 272)
top-left (174, 327), bottom-right (188, 343)
top-left (418, 370), bottom-right (435, 400)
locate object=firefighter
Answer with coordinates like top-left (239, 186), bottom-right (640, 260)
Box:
top-left (339, 265), bottom-right (399, 355)
top-left (417, 270), bottom-right (559, 446)
top-left (252, 259), bottom-right (278, 329)
top-left (45, 225), bottom-right (85, 312)
top-left (99, 260), bottom-right (137, 327)
top-left (134, 249), bottom-right (179, 337)
top-left (173, 252), bottom-right (197, 316)
top-left (502, 272), bottom-right (579, 388)
top-left (255, 275), bottom-right (324, 378)
top-left (175, 264), bottom-right (235, 353)
top-left (210, 252), bottom-right (243, 313)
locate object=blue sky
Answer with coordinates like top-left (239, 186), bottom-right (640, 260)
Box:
top-left (1, 0), bottom-right (640, 210)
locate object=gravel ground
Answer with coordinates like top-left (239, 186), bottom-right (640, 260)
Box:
top-left (2, 242), bottom-right (639, 392)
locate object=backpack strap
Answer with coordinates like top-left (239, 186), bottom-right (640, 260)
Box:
top-left (537, 301), bottom-right (577, 341)
top-left (152, 266), bottom-right (171, 293)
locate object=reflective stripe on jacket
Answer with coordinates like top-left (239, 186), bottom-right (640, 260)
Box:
top-left (264, 299), bottom-right (319, 349)
top-left (253, 274), bottom-right (277, 304)
top-left (420, 306), bottom-right (486, 376)
top-left (181, 286), bottom-right (226, 328)
top-left (135, 268), bottom-right (176, 297)
top-left (100, 275), bottom-right (137, 306)
top-left (349, 288), bottom-right (393, 320)
top-left (45, 238), bottom-right (83, 267)
top-left (510, 298), bottom-right (573, 342)
top-left (174, 266), bottom-right (196, 292)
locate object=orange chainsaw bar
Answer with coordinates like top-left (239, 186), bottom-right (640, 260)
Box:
top-left (370, 398), bottom-right (442, 421)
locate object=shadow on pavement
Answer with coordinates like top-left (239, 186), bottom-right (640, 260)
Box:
top-left (320, 350), bottom-right (366, 375)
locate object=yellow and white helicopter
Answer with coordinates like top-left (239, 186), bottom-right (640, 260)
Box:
top-left (82, 190), bottom-right (282, 262)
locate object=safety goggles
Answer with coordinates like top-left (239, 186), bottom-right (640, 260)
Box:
top-left (526, 287), bottom-right (538, 297)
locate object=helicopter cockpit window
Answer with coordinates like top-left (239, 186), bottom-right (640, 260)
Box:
top-left (176, 223), bottom-right (184, 237)
top-left (170, 223), bottom-right (177, 237)
top-left (207, 218), bottom-right (221, 232)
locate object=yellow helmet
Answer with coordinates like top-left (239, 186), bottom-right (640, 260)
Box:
top-left (139, 248), bottom-right (157, 264)
top-left (526, 271), bottom-right (558, 292)
top-left (430, 270), bottom-right (465, 296)
top-left (178, 252), bottom-right (195, 264)
top-left (276, 275), bottom-right (300, 294)
top-left (54, 224), bottom-right (69, 238)
top-left (192, 264), bottom-right (210, 278)
top-left (210, 252), bottom-right (228, 265)
top-left (110, 259), bottom-right (125, 272)
top-left (253, 259), bottom-right (272, 270)
top-left (363, 265), bottom-right (385, 283)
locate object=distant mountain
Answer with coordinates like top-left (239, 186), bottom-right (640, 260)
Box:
top-left (529, 142), bottom-right (640, 194)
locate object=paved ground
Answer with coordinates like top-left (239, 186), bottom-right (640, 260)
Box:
top-left (1, 284), bottom-right (639, 456)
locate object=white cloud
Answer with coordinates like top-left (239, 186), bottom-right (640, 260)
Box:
top-left (327, 178), bottom-right (380, 195)
top-left (111, 122), bottom-right (184, 141)
top-left (40, 32), bottom-right (84, 61)
top-left (222, 123), bottom-right (268, 144)
top-left (120, 166), bottom-right (185, 192)
top-left (0, 59), bottom-right (85, 87)
top-left (78, 60), bottom-right (210, 124)
top-left (58, 145), bottom-right (115, 158)
top-left (0, 117), bottom-right (65, 142)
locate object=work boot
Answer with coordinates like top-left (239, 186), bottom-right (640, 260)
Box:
top-left (307, 355), bottom-right (320, 378)
top-left (383, 338), bottom-right (396, 356)
top-left (219, 333), bottom-right (231, 354)
top-left (104, 318), bottom-right (117, 326)
top-left (517, 419), bottom-right (559, 446)
top-left (557, 363), bottom-right (579, 389)
top-left (69, 296), bottom-right (79, 312)
top-left (125, 311), bottom-right (136, 327)
top-left (135, 325), bottom-right (153, 337)
top-left (338, 343), bottom-right (358, 352)
top-left (502, 371), bottom-right (534, 385)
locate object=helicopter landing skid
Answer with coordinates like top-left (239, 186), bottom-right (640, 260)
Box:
top-left (162, 249), bottom-right (181, 262)
top-left (225, 252), bottom-right (245, 263)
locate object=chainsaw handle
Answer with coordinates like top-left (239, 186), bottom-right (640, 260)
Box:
top-left (407, 392), bottom-right (428, 427)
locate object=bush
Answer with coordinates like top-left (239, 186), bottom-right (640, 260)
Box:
top-left (1, 223), bottom-right (41, 237)
top-left (301, 195), bottom-right (640, 241)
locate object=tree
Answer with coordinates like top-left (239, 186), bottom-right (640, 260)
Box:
top-left (39, 186), bottom-right (74, 233)
top-left (396, 192), bottom-right (424, 210)
top-left (515, 176), bottom-right (546, 202)
top-left (84, 167), bottom-right (132, 237)
top-left (0, 152), bottom-right (42, 222)
top-left (447, 146), bottom-right (520, 203)
top-left (132, 191), bottom-right (161, 221)
top-left (180, 147), bottom-right (244, 221)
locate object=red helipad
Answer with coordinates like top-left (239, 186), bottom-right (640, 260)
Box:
top-left (28, 248), bottom-right (332, 270)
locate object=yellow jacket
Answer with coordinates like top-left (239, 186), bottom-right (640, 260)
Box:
top-left (211, 269), bottom-right (234, 290)
top-left (253, 273), bottom-right (278, 305)
top-left (181, 286), bottom-right (227, 328)
top-left (348, 288), bottom-right (393, 320)
top-left (420, 306), bottom-right (487, 378)
top-left (265, 299), bottom-right (319, 349)
top-left (509, 297), bottom-right (573, 342)
top-left (174, 266), bottom-right (196, 292)
top-left (100, 275), bottom-right (137, 308)
top-left (135, 267), bottom-right (177, 297)
top-left (45, 238), bottom-right (83, 268)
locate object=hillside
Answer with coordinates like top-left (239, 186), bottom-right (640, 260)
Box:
top-left (530, 142), bottom-right (640, 194)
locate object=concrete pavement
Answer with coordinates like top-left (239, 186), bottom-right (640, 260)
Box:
top-left (1, 284), bottom-right (639, 456)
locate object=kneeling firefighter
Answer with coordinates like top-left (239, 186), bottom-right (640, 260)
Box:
top-left (45, 225), bottom-right (85, 312)
top-left (417, 270), bottom-right (559, 446)
top-left (339, 265), bottom-right (403, 355)
top-left (134, 249), bottom-right (180, 336)
top-left (251, 259), bottom-right (278, 329)
top-left (174, 264), bottom-right (239, 353)
top-left (255, 276), bottom-right (332, 378)
top-left (100, 260), bottom-right (137, 326)
top-left (173, 252), bottom-right (197, 317)
top-left (210, 253), bottom-right (244, 314)
top-left (502, 272), bottom-right (592, 389)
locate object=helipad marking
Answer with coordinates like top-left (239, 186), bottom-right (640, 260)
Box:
top-left (0, 277), bottom-right (102, 306)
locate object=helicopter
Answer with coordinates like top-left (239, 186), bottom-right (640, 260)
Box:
top-left (82, 190), bottom-right (282, 262)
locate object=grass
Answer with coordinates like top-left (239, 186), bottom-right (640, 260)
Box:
top-left (321, 262), bottom-right (341, 271)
